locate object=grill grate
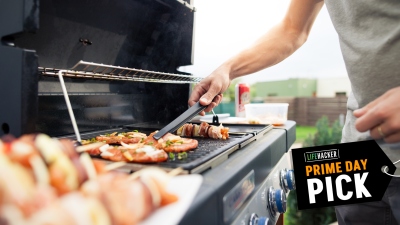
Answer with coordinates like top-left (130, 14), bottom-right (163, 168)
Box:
top-left (39, 61), bottom-right (203, 84)
top-left (164, 137), bottom-right (243, 164)
top-left (64, 123), bottom-right (272, 174)
top-left (85, 134), bottom-right (249, 173)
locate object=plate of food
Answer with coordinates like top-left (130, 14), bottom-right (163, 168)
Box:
top-left (0, 133), bottom-right (203, 225)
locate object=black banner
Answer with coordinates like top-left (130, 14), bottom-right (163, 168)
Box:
top-left (292, 140), bottom-right (396, 210)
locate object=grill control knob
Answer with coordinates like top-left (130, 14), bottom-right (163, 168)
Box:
top-left (257, 216), bottom-right (269, 225)
top-left (280, 168), bottom-right (296, 192)
top-left (267, 187), bottom-right (287, 217)
top-left (249, 213), bottom-right (270, 225)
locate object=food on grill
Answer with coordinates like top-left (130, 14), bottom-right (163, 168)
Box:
top-left (177, 122), bottom-right (229, 140)
top-left (76, 141), bottom-right (108, 156)
top-left (95, 131), bottom-right (147, 145)
top-left (81, 129), bottom-right (198, 162)
top-left (145, 131), bottom-right (199, 153)
top-left (0, 134), bottom-right (179, 225)
top-left (99, 143), bottom-right (168, 163)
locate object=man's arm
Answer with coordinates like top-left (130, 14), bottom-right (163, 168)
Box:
top-left (189, 0), bottom-right (324, 114)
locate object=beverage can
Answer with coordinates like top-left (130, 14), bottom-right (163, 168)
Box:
top-left (235, 83), bottom-right (250, 117)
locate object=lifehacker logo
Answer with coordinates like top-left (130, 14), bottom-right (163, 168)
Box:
top-left (304, 149), bottom-right (339, 162)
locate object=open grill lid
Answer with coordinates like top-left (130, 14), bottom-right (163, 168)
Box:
top-left (13, 0), bottom-right (195, 72)
top-left (0, 0), bottom-right (198, 137)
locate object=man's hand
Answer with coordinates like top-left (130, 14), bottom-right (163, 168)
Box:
top-left (188, 66), bottom-right (231, 115)
top-left (354, 86), bottom-right (400, 143)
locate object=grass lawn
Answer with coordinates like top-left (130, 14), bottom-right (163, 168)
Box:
top-left (296, 125), bottom-right (317, 144)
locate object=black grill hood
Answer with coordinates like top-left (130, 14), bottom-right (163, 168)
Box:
top-left (14, 0), bottom-right (195, 72)
top-left (0, 0), bottom-right (196, 137)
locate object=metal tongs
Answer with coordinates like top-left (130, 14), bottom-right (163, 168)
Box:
top-left (153, 102), bottom-right (207, 140)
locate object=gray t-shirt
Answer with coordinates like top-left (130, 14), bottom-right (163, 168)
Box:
top-left (324, 0), bottom-right (400, 168)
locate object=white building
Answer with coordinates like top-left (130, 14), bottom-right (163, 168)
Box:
top-left (316, 77), bottom-right (352, 97)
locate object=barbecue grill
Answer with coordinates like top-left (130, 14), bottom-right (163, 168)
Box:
top-left (0, 0), bottom-right (296, 224)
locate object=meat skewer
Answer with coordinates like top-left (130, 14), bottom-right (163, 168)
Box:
top-left (177, 122), bottom-right (229, 140)
top-left (0, 133), bottom-right (180, 225)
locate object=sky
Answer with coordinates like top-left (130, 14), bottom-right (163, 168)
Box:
top-left (180, 0), bottom-right (348, 85)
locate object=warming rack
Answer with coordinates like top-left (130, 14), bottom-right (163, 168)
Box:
top-left (39, 61), bottom-right (203, 84)
top-left (43, 60), bottom-right (203, 143)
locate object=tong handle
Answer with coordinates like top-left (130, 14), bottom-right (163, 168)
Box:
top-left (153, 102), bottom-right (206, 140)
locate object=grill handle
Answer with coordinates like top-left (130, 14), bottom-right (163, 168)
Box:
top-left (153, 102), bottom-right (206, 140)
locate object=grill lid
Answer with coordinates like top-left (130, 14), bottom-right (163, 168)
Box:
top-left (13, 0), bottom-right (195, 73)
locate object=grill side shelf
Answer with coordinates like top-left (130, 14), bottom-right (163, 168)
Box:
top-left (39, 60), bottom-right (203, 84)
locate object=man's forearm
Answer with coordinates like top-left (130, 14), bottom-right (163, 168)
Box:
top-left (224, 22), bottom-right (308, 80)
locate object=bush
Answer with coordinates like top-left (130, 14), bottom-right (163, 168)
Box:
top-left (285, 191), bottom-right (337, 225)
top-left (285, 116), bottom-right (343, 225)
top-left (303, 116), bottom-right (342, 147)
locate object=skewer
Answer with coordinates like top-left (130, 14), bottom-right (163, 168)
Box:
top-left (128, 170), bottom-right (142, 181)
top-left (29, 155), bottom-right (50, 186)
top-left (104, 161), bottom-right (127, 172)
top-left (79, 152), bottom-right (97, 180)
top-left (168, 167), bottom-right (184, 177)
top-left (75, 142), bottom-right (106, 153)
top-left (128, 167), bottom-right (184, 181)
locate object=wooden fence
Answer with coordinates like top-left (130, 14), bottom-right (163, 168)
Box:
top-left (264, 96), bottom-right (348, 126)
